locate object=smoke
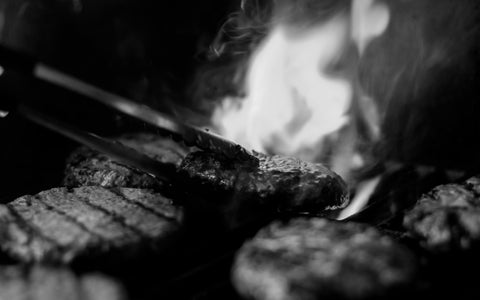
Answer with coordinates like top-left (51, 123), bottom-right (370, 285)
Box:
top-left (193, 0), bottom-right (480, 173)
top-left (189, 0), bottom-right (272, 114)
top-left (359, 0), bottom-right (480, 170)
top-left (191, 0), bottom-right (351, 113)
top-left (208, 0), bottom-right (350, 59)
top-left (0, 5), bottom-right (4, 39)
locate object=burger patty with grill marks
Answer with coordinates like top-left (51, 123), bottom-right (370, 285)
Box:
top-left (0, 266), bottom-right (126, 300)
top-left (232, 218), bottom-right (417, 300)
top-left (0, 186), bottom-right (183, 264)
top-left (64, 135), bottom-right (347, 228)
top-left (178, 151), bottom-right (349, 226)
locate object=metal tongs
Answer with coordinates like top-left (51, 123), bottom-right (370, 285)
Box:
top-left (0, 45), bottom-right (258, 181)
top-left (0, 45), bottom-right (402, 226)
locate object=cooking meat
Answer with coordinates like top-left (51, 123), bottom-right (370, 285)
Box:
top-left (178, 151), bottom-right (349, 226)
top-left (403, 176), bottom-right (480, 252)
top-left (64, 135), bottom-right (347, 228)
top-left (0, 186), bottom-right (183, 264)
top-left (63, 133), bottom-right (189, 189)
top-left (232, 218), bottom-right (417, 300)
top-left (0, 266), bottom-right (126, 300)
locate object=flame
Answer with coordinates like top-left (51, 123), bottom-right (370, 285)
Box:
top-left (212, 0), bottom-right (390, 169)
top-left (213, 16), bottom-right (352, 160)
top-left (351, 0), bottom-right (390, 55)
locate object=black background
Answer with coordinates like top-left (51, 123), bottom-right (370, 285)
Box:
top-left (0, 0), bottom-right (237, 201)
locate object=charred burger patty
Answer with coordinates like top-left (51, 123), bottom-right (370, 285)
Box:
top-left (178, 151), bottom-right (349, 225)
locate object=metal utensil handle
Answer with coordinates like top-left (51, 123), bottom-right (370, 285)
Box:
top-left (18, 104), bottom-right (178, 182)
top-left (34, 63), bottom-right (258, 165)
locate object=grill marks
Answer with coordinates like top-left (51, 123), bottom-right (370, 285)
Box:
top-left (77, 188), bottom-right (173, 238)
top-left (1, 205), bottom-right (57, 262)
top-left (110, 188), bottom-right (181, 222)
top-left (0, 187), bottom-right (183, 263)
top-left (78, 195), bottom-right (149, 241)
top-left (41, 191), bottom-right (130, 243)
top-left (7, 194), bottom-right (102, 256)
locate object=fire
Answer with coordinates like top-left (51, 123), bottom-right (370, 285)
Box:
top-left (213, 0), bottom-right (390, 168)
top-left (351, 0), bottom-right (390, 55)
top-left (211, 0), bottom-right (391, 218)
top-left (212, 15), bottom-right (352, 161)
top-left (212, 0), bottom-right (389, 174)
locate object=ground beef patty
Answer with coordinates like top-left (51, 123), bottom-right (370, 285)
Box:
top-left (0, 186), bottom-right (183, 264)
top-left (0, 266), bottom-right (125, 300)
top-left (403, 176), bottom-right (480, 252)
top-left (63, 133), bottom-right (189, 189)
top-left (232, 218), bottom-right (416, 300)
top-left (179, 151), bottom-right (348, 226)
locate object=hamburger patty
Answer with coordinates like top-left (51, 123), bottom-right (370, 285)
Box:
top-left (403, 176), bottom-right (480, 252)
top-left (179, 151), bottom-right (348, 225)
top-left (0, 266), bottom-right (125, 300)
top-left (63, 133), bottom-right (189, 189)
top-left (65, 136), bottom-right (347, 228)
top-left (0, 186), bottom-right (183, 264)
top-left (232, 218), bottom-right (416, 300)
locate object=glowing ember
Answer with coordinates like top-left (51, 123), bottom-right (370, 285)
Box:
top-left (213, 16), bottom-right (352, 160)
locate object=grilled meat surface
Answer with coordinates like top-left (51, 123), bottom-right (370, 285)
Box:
top-left (0, 186), bottom-right (183, 264)
top-left (403, 176), bottom-right (480, 252)
top-left (233, 218), bottom-right (417, 300)
top-left (64, 134), bottom-right (347, 228)
top-left (179, 151), bottom-right (349, 226)
top-left (0, 266), bottom-right (125, 300)
top-left (63, 133), bottom-right (189, 189)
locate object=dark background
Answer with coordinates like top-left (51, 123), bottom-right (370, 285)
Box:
top-left (0, 0), bottom-right (238, 201)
